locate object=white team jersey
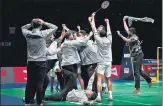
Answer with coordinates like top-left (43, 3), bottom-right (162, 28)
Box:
top-left (66, 89), bottom-right (88, 104)
top-left (47, 41), bottom-right (58, 60)
top-left (80, 40), bottom-right (99, 65)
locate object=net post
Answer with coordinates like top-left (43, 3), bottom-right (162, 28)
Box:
top-left (156, 47), bottom-right (162, 82)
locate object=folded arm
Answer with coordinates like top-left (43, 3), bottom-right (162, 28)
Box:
top-left (41, 22), bottom-right (58, 40)
top-left (21, 24), bottom-right (32, 37)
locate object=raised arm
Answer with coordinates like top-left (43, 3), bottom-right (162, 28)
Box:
top-left (117, 31), bottom-right (131, 43)
top-left (21, 23), bottom-right (32, 37)
top-left (123, 16), bottom-right (130, 34)
top-left (88, 12), bottom-right (102, 44)
top-left (58, 24), bottom-right (66, 41)
top-left (105, 18), bottom-right (112, 43)
top-left (77, 25), bottom-right (81, 32)
top-left (63, 32), bottom-right (93, 47)
top-left (105, 19), bottom-right (112, 35)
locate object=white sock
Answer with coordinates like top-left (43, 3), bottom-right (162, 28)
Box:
top-left (102, 83), bottom-right (106, 87)
top-left (98, 92), bottom-right (101, 97)
top-left (109, 91), bottom-right (112, 98)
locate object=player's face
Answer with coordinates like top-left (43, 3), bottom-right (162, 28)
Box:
top-left (69, 34), bottom-right (74, 40)
top-left (73, 33), bottom-right (77, 40)
top-left (78, 33), bottom-right (85, 38)
top-left (85, 90), bottom-right (93, 98)
top-left (97, 26), bottom-right (103, 32)
top-left (50, 35), bottom-right (55, 41)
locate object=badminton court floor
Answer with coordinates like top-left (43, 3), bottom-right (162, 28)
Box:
top-left (1, 80), bottom-right (162, 106)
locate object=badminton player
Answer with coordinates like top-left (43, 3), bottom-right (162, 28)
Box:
top-left (117, 16), bottom-right (152, 94)
top-left (21, 18), bottom-right (58, 106)
top-left (89, 13), bottom-right (113, 102)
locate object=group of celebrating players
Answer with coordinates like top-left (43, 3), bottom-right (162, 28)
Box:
top-left (21, 12), bottom-right (152, 106)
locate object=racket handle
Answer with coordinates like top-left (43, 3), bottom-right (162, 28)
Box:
top-left (95, 8), bottom-right (102, 13)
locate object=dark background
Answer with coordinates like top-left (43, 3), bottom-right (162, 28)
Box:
top-left (0, 0), bottom-right (162, 67)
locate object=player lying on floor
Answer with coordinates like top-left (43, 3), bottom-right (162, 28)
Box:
top-left (44, 62), bottom-right (97, 105)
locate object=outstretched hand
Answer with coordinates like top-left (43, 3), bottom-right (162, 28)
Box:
top-left (104, 18), bottom-right (109, 23)
top-left (89, 31), bottom-right (93, 36)
top-left (77, 25), bottom-right (80, 30)
top-left (123, 16), bottom-right (129, 21)
top-left (88, 17), bottom-right (92, 22)
top-left (117, 30), bottom-right (121, 36)
top-left (91, 12), bottom-right (96, 17)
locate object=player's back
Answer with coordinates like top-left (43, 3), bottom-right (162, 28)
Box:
top-left (25, 30), bottom-right (46, 61)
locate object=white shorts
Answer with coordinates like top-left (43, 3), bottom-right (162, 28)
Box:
top-left (96, 62), bottom-right (112, 78)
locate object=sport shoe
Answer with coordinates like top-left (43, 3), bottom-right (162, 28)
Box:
top-left (108, 97), bottom-right (113, 101)
top-left (95, 96), bottom-right (101, 102)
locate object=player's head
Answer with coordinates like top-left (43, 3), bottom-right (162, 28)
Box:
top-left (78, 30), bottom-right (87, 38)
top-left (85, 90), bottom-right (97, 100)
top-left (99, 29), bottom-right (107, 37)
top-left (49, 34), bottom-right (55, 41)
top-left (98, 25), bottom-right (106, 32)
top-left (65, 31), bottom-right (73, 40)
top-left (31, 19), bottom-right (42, 29)
top-left (129, 27), bottom-right (136, 36)
top-left (70, 30), bottom-right (77, 39)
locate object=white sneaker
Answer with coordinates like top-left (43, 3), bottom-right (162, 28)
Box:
top-left (108, 97), bottom-right (113, 101)
top-left (95, 96), bottom-right (101, 102)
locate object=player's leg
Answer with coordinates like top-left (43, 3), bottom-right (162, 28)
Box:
top-left (132, 56), bottom-right (141, 94)
top-left (35, 61), bottom-right (47, 105)
top-left (77, 63), bottom-right (85, 89)
top-left (96, 64), bottom-right (105, 102)
top-left (105, 62), bottom-right (113, 101)
top-left (25, 62), bottom-right (37, 105)
top-left (139, 53), bottom-right (152, 87)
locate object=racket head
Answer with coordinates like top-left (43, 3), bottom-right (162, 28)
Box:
top-left (101, 1), bottom-right (109, 9)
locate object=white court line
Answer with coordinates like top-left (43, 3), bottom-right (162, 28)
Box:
top-left (104, 98), bottom-right (152, 106)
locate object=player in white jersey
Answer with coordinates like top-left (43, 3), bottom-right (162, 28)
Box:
top-left (61, 30), bottom-right (93, 89)
top-left (76, 30), bottom-right (99, 92)
top-left (89, 12), bottom-right (113, 102)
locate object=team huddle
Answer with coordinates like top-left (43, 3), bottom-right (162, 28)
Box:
top-left (21, 12), bottom-right (152, 106)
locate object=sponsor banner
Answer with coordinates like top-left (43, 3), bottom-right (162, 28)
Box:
top-left (1, 65), bottom-right (121, 84)
top-left (111, 65), bottom-right (121, 78)
top-left (124, 68), bottom-right (129, 73)
top-left (13, 67), bottom-right (27, 83)
top-left (124, 54), bottom-right (130, 58)
top-left (1, 67), bottom-right (15, 83)
top-left (143, 59), bottom-right (162, 80)
top-left (120, 45), bottom-right (134, 80)
top-left (142, 64), bottom-right (161, 78)
top-left (143, 59), bottom-right (162, 64)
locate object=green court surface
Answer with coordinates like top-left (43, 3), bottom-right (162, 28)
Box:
top-left (1, 81), bottom-right (162, 106)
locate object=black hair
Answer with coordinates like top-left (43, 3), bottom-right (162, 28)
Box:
top-left (99, 25), bottom-right (106, 31)
top-left (129, 27), bottom-right (136, 34)
top-left (89, 92), bottom-right (97, 100)
top-left (31, 20), bottom-right (42, 29)
top-left (46, 39), bottom-right (53, 48)
top-left (99, 30), bottom-right (107, 37)
top-left (79, 30), bottom-right (87, 35)
top-left (64, 31), bottom-right (72, 39)
top-left (70, 30), bottom-right (77, 35)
